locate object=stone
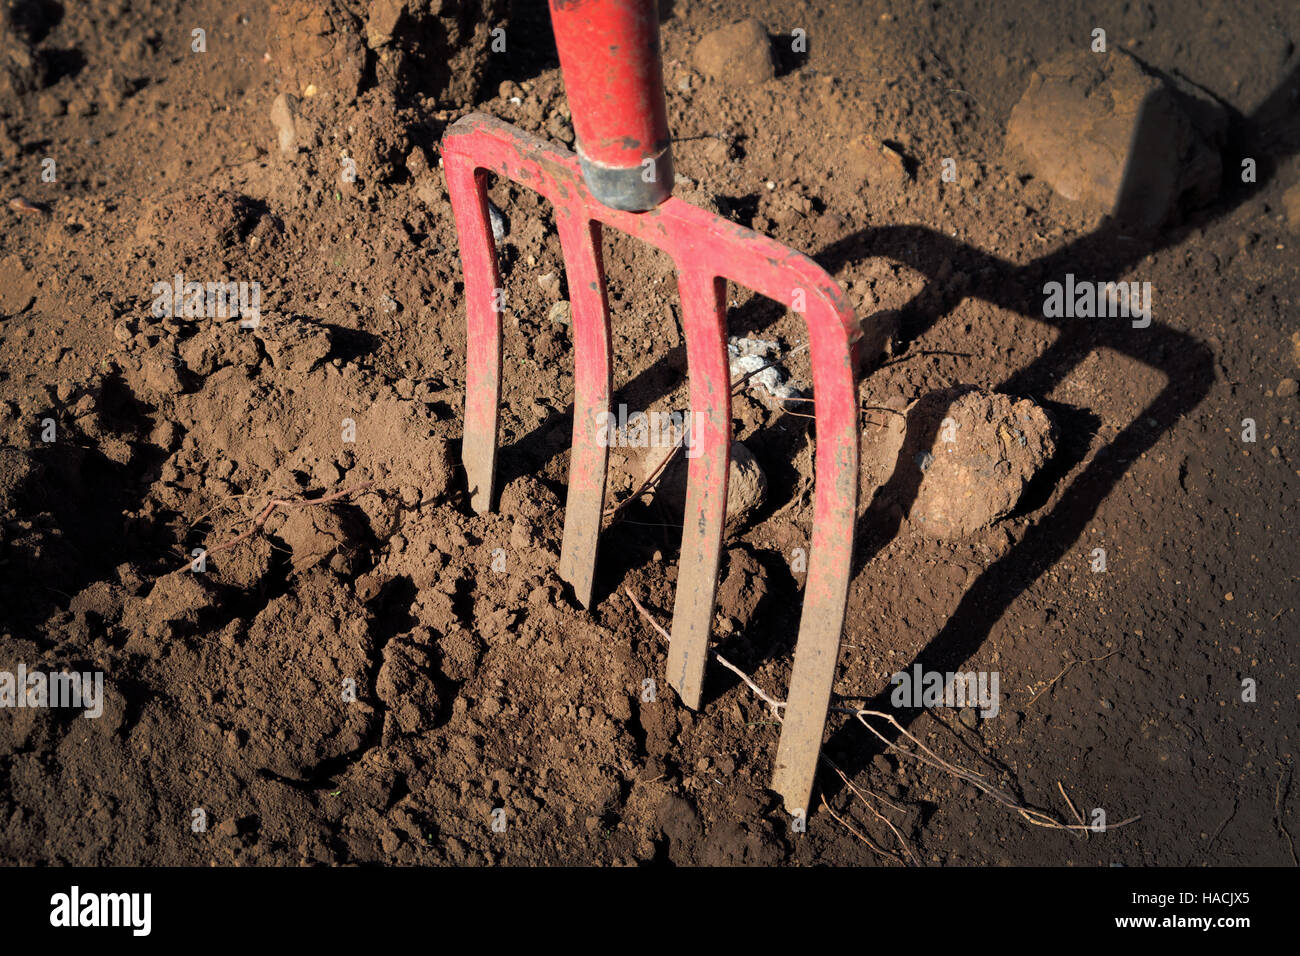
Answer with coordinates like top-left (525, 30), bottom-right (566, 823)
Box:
top-left (1007, 49), bottom-right (1226, 229)
top-left (693, 19), bottom-right (774, 86)
top-left (649, 440), bottom-right (768, 528)
top-left (365, 0), bottom-right (405, 49)
top-left (547, 300), bottom-right (571, 326)
top-left (862, 387), bottom-right (1057, 538)
top-left (270, 92), bottom-right (300, 154)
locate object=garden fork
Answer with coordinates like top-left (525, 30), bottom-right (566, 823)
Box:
top-left (441, 0), bottom-right (861, 815)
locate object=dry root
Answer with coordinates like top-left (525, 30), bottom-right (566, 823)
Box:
top-left (625, 585), bottom-right (1140, 861)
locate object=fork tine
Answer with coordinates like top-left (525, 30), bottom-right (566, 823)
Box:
top-left (443, 114), bottom-right (862, 814)
top-left (771, 295), bottom-right (859, 815)
top-left (443, 159), bottom-right (503, 515)
top-left (556, 212), bottom-right (612, 607)
top-left (666, 268), bottom-right (731, 709)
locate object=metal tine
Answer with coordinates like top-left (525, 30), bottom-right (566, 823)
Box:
top-left (442, 160), bottom-right (503, 515)
top-left (665, 267), bottom-right (731, 709)
top-left (443, 113), bottom-right (861, 816)
top-left (770, 292), bottom-right (860, 815)
top-left (555, 211), bottom-right (613, 608)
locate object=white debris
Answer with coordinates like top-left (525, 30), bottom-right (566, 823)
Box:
top-left (488, 201), bottom-right (508, 242)
top-left (727, 336), bottom-right (802, 401)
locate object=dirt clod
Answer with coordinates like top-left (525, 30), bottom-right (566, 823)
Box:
top-left (865, 388), bottom-right (1057, 538)
top-left (693, 19), bottom-right (774, 86)
top-left (1008, 49), bottom-right (1226, 229)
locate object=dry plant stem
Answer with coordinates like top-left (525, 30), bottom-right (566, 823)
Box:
top-left (624, 586), bottom-right (1136, 841)
top-left (824, 759), bottom-right (918, 865)
top-left (819, 794), bottom-right (904, 865)
top-left (1058, 780), bottom-right (1088, 839)
top-left (627, 586), bottom-right (916, 859)
top-left (170, 480), bottom-right (376, 574)
top-left (604, 444), bottom-right (682, 519)
top-left (841, 707), bottom-right (1140, 832)
top-left (623, 587), bottom-right (785, 717)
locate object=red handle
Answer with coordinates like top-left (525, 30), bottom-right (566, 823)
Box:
top-left (548, 0), bottom-right (673, 211)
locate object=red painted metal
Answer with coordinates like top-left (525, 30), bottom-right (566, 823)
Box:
top-left (442, 113), bottom-right (861, 814)
top-left (548, 0), bottom-right (670, 173)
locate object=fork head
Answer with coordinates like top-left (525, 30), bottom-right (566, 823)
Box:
top-left (441, 112), bottom-right (861, 816)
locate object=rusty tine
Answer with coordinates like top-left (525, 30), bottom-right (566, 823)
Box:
top-left (554, 213), bottom-right (612, 608)
top-left (441, 0), bottom-right (861, 816)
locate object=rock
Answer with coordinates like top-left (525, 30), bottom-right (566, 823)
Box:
top-left (693, 19), bottom-right (774, 86)
top-left (728, 337), bottom-right (800, 402)
top-left (365, 0), bottom-right (405, 48)
top-left (726, 442), bottom-right (769, 523)
top-left (270, 92), bottom-right (300, 154)
top-left (488, 201), bottom-right (507, 241)
top-left (547, 300), bottom-right (571, 326)
top-left (1278, 377), bottom-right (1298, 398)
top-left (1007, 49), bottom-right (1226, 229)
top-left (650, 440), bottom-right (768, 528)
top-left (863, 387), bottom-right (1057, 538)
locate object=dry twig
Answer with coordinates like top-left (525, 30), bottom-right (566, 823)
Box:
top-left (623, 585), bottom-right (1138, 852)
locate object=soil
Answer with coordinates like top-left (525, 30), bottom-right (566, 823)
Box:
top-left (1, 0), bottom-right (1297, 866)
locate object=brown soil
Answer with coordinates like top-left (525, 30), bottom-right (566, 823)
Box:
top-left (0, 0), bottom-right (1297, 866)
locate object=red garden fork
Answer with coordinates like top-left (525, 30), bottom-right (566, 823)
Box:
top-left (441, 0), bottom-right (861, 814)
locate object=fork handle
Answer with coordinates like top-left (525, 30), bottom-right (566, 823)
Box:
top-left (548, 0), bottom-right (673, 211)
